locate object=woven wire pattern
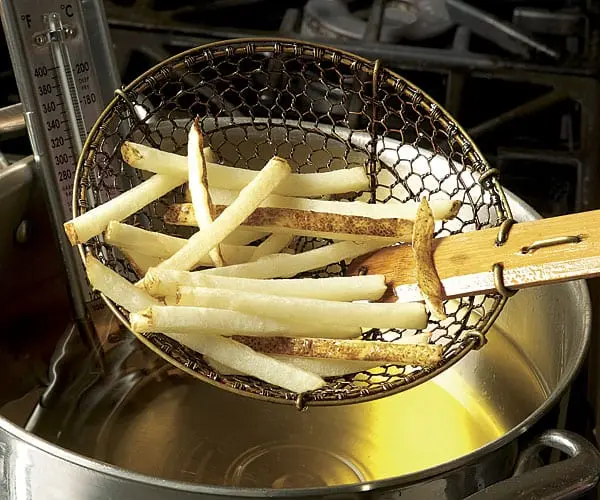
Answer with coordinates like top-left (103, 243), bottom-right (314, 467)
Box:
top-left (75, 39), bottom-right (510, 405)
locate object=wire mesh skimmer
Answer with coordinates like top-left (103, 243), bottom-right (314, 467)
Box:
top-left (73, 38), bottom-right (512, 408)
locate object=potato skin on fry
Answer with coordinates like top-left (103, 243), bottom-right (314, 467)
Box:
top-left (230, 336), bottom-right (443, 367)
top-left (219, 205), bottom-right (414, 241)
top-left (206, 333), bottom-right (432, 377)
top-left (166, 332), bottom-right (326, 393)
top-left (188, 186), bottom-right (462, 222)
top-left (188, 118), bottom-right (225, 267)
top-left (413, 197), bottom-right (447, 319)
top-left (164, 203), bottom-right (415, 242)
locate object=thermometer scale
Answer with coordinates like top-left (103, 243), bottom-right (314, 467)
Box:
top-left (1, 0), bottom-right (121, 314)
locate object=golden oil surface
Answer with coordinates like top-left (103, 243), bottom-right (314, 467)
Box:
top-left (98, 371), bottom-right (507, 488)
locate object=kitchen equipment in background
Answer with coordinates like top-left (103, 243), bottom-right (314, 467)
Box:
top-left (0, 156), bottom-right (32, 272)
top-left (300, 0), bottom-right (455, 42)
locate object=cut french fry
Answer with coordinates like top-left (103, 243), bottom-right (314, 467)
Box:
top-left (203, 146), bottom-right (219, 163)
top-left (106, 222), bottom-right (185, 258)
top-left (174, 286), bottom-right (427, 330)
top-left (414, 197), bottom-right (447, 320)
top-left (152, 156), bottom-right (292, 272)
top-left (221, 229), bottom-right (269, 246)
top-left (64, 174), bottom-right (184, 245)
top-left (85, 254), bottom-right (160, 312)
top-left (121, 248), bottom-right (163, 275)
top-left (205, 356), bottom-right (379, 377)
top-left (207, 333), bottom-right (431, 377)
top-left (210, 188), bottom-right (462, 221)
top-left (164, 332), bottom-right (326, 393)
top-left (105, 221), bottom-right (255, 266)
top-left (199, 240), bottom-right (388, 279)
top-left (144, 270), bottom-right (387, 302)
top-left (231, 336), bottom-right (443, 367)
top-left (130, 305), bottom-right (361, 338)
top-left (164, 203), bottom-right (415, 243)
top-left (183, 146), bottom-right (217, 203)
top-left (188, 119), bottom-right (225, 267)
top-left (121, 141), bottom-right (369, 197)
top-left (250, 233), bottom-right (294, 261)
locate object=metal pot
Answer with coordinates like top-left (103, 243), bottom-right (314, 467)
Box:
top-left (0, 155), bottom-right (32, 274)
top-left (0, 186), bottom-right (598, 499)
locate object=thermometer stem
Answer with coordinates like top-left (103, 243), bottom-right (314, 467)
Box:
top-left (44, 11), bottom-right (86, 155)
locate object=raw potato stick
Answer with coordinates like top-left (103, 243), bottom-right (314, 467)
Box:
top-left (188, 119), bottom-right (225, 267)
top-left (164, 203), bottom-right (415, 243)
top-left (231, 336), bottom-right (443, 367)
top-left (183, 146), bottom-right (217, 203)
top-left (121, 248), bottom-right (163, 276)
top-left (143, 270), bottom-right (387, 302)
top-left (121, 141), bottom-right (369, 197)
top-left (64, 173), bottom-right (184, 245)
top-left (121, 247), bottom-right (251, 276)
top-left (174, 286), bottom-right (428, 330)
top-left (163, 332), bottom-right (326, 393)
top-left (199, 240), bottom-right (388, 279)
top-left (106, 222), bottom-right (185, 258)
top-left (221, 229), bottom-right (269, 246)
top-left (210, 188), bottom-right (462, 221)
top-left (206, 333), bottom-right (432, 377)
top-left (105, 221), bottom-right (262, 258)
top-left (184, 146), bottom-right (218, 202)
top-left (413, 197), bottom-right (447, 319)
top-left (250, 233), bottom-right (294, 261)
top-left (205, 356), bottom-right (379, 377)
top-left (203, 146), bottom-right (219, 163)
top-left (85, 254), bottom-right (160, 312)
top-left (152, 156), bottom-right (291, 272)
top-left (105, 221), bottom-right (255, 266)
top-left (130, 305), bottom-right (361, 338)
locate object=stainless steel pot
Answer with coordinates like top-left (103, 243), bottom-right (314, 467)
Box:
top-left (0, 187), bottom-right (598, 499)
top-left (0, 155), bottom-right (32, 273)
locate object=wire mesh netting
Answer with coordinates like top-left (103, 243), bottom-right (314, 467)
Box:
top-left (74, 39), bottom-right (511, 406)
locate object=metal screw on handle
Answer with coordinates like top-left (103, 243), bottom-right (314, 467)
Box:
top-left (520, 235), bottom-right (583, 254)
top-left (495, 218), bottom-right (515, 247)
top-left (493, 233), bottom-right (585, 298)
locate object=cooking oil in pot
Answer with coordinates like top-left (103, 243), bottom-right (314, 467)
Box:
top-left (74, 367), bottom-right (507, 488)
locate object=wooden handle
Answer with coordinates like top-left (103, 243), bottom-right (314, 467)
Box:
top-left (347, 209), bottom-right (600, 301)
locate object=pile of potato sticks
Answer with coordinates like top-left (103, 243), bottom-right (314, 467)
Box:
top-left (63, 119), bottom-right (461, 394)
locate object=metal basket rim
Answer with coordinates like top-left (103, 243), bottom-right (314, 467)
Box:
top-left (72, 37), bottom-right (513, 408)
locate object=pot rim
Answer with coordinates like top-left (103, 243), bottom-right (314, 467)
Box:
top-left (0, 190), bottom-right (592, 497)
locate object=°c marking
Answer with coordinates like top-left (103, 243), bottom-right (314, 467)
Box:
top-left (61, 4), bottom-right (74, 17)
